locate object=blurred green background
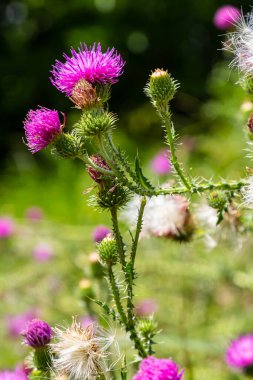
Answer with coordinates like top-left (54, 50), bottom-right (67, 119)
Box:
top-left (1, 1), bottom-right (253, 379)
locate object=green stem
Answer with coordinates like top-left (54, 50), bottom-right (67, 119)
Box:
top-left (110, 206), bottom-right (126, 268)
top-left (154, 180), bottom-right (245, 196)
top-left (108, 265), bottom-right (128, 325)
top-left (78, 154), bottom-right (113, 176)
top-left (162, 110), bottom-right (191, 189)
top-left (131, 197), bottom-right (146, 265)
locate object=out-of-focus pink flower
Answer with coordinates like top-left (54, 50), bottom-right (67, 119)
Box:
top-left (0, 367), bottom-right (28, 380)
top-left (33, 243), bottom-right (53, 262)
top-left (92, 225), bottom-right (111, 243)
top-left (226, 334), bottom-right (253, 371)
top-left (150, 150), bottom-right (171, 175)
top-left (6, 310), bottom-right (38, 338)
top-left (213, 5), bottom-right (240, 30)
top-left (0, 217), bottom-right (14, 239)
top-left (135, 299), bottom-right (158, 317)
top-left (25, 207), bottom-right (44, 222)
top-left (79, 315), bottom-right (96, 328)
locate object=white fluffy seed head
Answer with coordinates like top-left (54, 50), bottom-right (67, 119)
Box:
top-left (224, 10), bottom-right (253, 77)
top-left (50, 319), bottom-right (114, 380)
top-left (121, 194), bottom-right (193, 240)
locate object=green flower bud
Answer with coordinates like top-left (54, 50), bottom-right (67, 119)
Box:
top-left (98, 236), bottom-right (118, 266)
top-left (208, 191), bottom-right (227, 210)
top-left (137, 318), bottom-right (157, 338)
top-left (145, 69), bottom-right (179, 107)
top-left (76, 109), bottom-right (117, 138)
top-left (33, 347), bottom-right (52, 372)
top-left (96, 185), bottom-right (130, 209)
top-left (53, 133), bottom-right (84, 159)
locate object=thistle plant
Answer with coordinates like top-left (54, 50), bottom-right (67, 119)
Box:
top-left (19, 11), bottom-right (253, 377)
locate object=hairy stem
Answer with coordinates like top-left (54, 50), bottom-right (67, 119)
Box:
top-left (110, 206), bottom-right (126, 268)
top-left (161, 109), bottom-right (191, 189)
top-left (108, 265), bottom-right (128, 326)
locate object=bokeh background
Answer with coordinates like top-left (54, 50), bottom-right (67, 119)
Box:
top-left (1, 1), bottom-right (253, 379)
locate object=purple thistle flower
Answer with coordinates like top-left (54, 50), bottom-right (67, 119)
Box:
top-left (0, 368), bottom-right (28, 380)
top-left (6, 309), bottom-right (38, 338)
top-left (50, 43), bottom-right (125, 96)
top-left (133, 356), bottom-right (184, 380)
top-left (22, 319), bottom-right (52, 348)
top-left (23, 107), bottom-right (64, 153)
top-left (92, 225), bottom-right (111, 243)
top-left (150, 150), bottom-right (171, 175)
top-left (225, 334), bottom-right (253, 371)
top-left (213, 5), bottom-right (240, 30)
top-left (0, 217), bottom-right (14, 239)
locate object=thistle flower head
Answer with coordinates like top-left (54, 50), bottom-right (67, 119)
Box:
top-left (23, 107), bottom-right (64, 153)
top-left (87, 154), bottom-right (110, 183)
top-left (241, 176), bottom-right (253, 208)
top-left (51, 43), bottom-right (125, 96)
top-left (213, 5), bottom-right (240, 30)
top-left (225, 334), bottom-right (253, 371)
top-left (133, 356), bottom-right (184, 380)
top-left (50, 319), bottom-right (114, 380)
top-left (22, 319), bottom-right (52, 348)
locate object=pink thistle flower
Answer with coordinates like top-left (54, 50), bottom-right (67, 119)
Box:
top-left (25, 207), bottom-right (44, 222)
top-left (0, 217), bottom-right (14, 238)
top-left (23, 107), bottom-right (64, 153)
top-left (0, 367), bottom-right (28, 380)
top-left (6, 310), bottom-right (38, 338)
top-left (22, 319), bottom-right (52, 348)
top-left (135, 299), bottom-right (158, 317)
top-left (225, 334), bottom-right (253, 371)
top-left (33, 243), bottom-right (53, 262)
top-left (150, 150), bottom-right (171, 175)
top-left (213, 5), bottom-right (240, 30)
top-left (50, 43), bottom-right (125, 96)
top-left (92, 225), bottom-right (111, 243)
top-left (133, 356), bottom-right (184, 380)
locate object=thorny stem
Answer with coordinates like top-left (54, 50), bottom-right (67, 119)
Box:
top-left (131, 197), bottom-right (146, 266)
top-left (160, 109), bottom-right (192, 190)
top-left (154, 180), bottom-right (246, 196)
top-left (78, 154), bottom-right (113, 176)
top-left (110, 206), bottom-right (126, 268)
top-left (108, 265), bottom-right (128, 326)
top-left (107, 265), bottom-right (147, 358)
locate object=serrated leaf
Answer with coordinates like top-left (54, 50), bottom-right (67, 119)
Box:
top-left (135, 154), bottom-right (155, 190)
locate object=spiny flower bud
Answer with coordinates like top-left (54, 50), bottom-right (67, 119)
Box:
top-left (22, 319), bottom-right (52, 348)
top-left (78, 279), bottom-right (94, 301)
top-left (89, 252), bottom-right (104, 279)
top-left (76, 109), bottom-right (117, 138)
top-left (70, 79), bottom-right (97, 109)
top-left (87, 154), bottom-right (110, 183)
top-left (53, 133), bottom-right (84, 159)
top-left (145, 69), bottom-right (179, 107)
top-left (98, 236), bottom-right (118, 266)
top-left (208, 191), bottom-right (227, 210)
top-left (96, 185), bottom-right (130, 209)
top-left (137, 318), bottom-right (157, 338)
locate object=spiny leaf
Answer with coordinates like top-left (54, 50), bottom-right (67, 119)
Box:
top-left (135, 154), bottom-right (155, 191)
